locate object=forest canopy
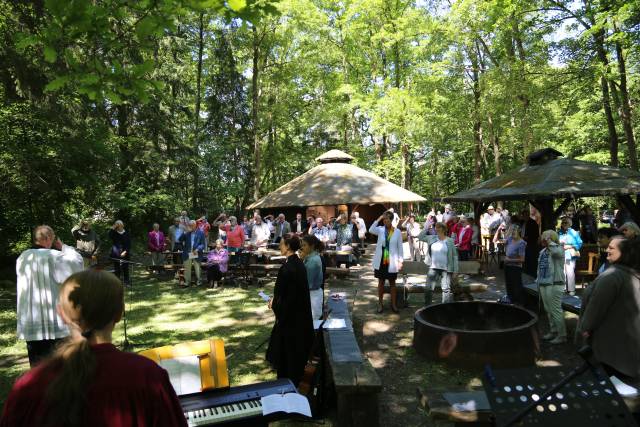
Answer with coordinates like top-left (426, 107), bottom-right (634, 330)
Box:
top-left (1, 0), bottom-right (638, 254)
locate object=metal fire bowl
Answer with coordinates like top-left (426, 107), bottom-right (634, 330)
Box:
top-left (413, 302), bottom-right (538, 369)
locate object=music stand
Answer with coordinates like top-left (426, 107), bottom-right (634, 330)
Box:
top-left (110, 257), bottom-right (144, 351)
top-left (483, 347), bottom-right (637, 427)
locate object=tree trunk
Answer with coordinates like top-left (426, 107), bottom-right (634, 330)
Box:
top-left (488, 113), bottom-right (501, 176)
top-left (511, 16), bottom-right (532, 156)
top-left (612, 26), bottom-right (637, 170)
top-left (470, 49), bottom-right (483, 184)
top-left (252, 25), bottom-right (261, 201)
top-left (192, 12), bottom-right (205, 210)
top-left (591, 18), bottom-right (620, 166)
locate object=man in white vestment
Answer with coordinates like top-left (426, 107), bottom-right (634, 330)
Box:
top-left (16, 225), bottom-right (83, 366)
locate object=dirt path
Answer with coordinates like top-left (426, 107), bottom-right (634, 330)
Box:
top-left (325, 252), bottom-right (583, 427)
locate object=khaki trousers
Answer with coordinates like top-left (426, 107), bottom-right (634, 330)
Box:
top-left (540, 282), bottom-right (566, 338)
top-left (183, 258), bottom-right (202, 285)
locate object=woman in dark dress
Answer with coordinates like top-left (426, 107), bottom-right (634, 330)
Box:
top-left (108, 220), bottom-right (132, 286)
top-left (523, 210), bottom-right (540, 278)
top-left (266, 235), bottom-right (314, 387)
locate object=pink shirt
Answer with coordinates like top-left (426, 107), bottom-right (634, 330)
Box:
top-left (223, 225), bottom-right (245, 248)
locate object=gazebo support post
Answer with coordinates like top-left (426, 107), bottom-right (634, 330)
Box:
top-left (473, 201), bottom-right (489, 226)
top-left (529, 198), bottom-right (571, 231)
top-left (616, 195), bottom-right (640, 225)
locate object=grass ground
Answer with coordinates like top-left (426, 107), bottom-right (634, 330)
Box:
top-left (0, 268), bottom-right (279, 408)
top-left (0, 257), bottom-right (581, 426)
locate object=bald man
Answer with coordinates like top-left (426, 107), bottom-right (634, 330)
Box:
top-left (16, 225), bottom-right (83, 366)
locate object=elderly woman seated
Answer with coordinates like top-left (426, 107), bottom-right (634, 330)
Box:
top-left (206, 239), bottom-right (229, 289)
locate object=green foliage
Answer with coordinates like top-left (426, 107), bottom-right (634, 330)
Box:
top-left (0, 0), bottom-right (638, 256)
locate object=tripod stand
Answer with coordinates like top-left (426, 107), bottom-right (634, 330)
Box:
top-left (110, 257), bottom-right (144, 351)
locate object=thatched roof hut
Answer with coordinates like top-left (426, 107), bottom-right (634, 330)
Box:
top-left (443, 148), bottom-right (640, 229)
top-left (247, 150), bottom-right (425, 209)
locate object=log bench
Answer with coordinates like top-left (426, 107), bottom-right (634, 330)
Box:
top-left (523, 282), bottom-right (581, 314)
top-left (323, 294), bottom-right (382, 427)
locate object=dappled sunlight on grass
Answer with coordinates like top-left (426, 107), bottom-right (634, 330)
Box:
top-left (0, 270), bottom-right (283, 406)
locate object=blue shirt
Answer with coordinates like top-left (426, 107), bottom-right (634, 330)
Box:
top-left (304, 251), bottom-right (323, 290)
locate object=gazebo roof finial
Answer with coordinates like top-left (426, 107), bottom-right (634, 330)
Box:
top-left (315, 149), bottom-right (355, 164)
top-left (527, 148), bottom-right (563, 166)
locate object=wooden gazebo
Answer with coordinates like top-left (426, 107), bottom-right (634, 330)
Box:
top-left (443, 148), bottom-right (640, 230)
top-left (248, 149), bottom-right (425, 209)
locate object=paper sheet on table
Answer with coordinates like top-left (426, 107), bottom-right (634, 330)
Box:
top-left (159, 355), bottom-right (201, 395)
top-left (188, 252), bottom-right (198, 259)
top-left (611, 376), bottom-right (639, 397)
top-left (261, 393), bottom-right (311, 417)
top-left (444, 391), bottom-right (491, 412)
top-left (313, 318), bottom-right (346, 330)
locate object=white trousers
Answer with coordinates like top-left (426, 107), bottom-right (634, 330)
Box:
top-left (564, 258), bottom-right (576, 292)
top-left (309, 288), bottom-right (324, 320)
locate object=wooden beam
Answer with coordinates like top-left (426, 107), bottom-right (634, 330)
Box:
top-left (553, 198), bottom-right (573, 219)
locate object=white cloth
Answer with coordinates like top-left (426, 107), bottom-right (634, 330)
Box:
top-left (251, 223), bottom-right (271, 246)
top-left (430, 240), bottom-right (449, 270)
top-left (369, 220), bottom-right (404, 273)
top-left (356, 218), bottom-right (366, 239)
top-left (16, 244), bottom-right (83, 341)
top-left (309, 288), bottom-right (324, 320)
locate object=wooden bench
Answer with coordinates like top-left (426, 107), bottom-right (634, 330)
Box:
top-left (575, 244), bottom-right (600, 287)
top-left (324, 294), bottom-right (382, 426)
top-left (325, 266), bottom-right (354, 279)
top-left (248, 264), bottom-right (280, 286)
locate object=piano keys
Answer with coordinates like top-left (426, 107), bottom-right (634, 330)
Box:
top-left (180, 378), bottom-right (297, 426)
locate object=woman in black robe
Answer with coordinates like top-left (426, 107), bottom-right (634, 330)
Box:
top-left (523, 212), bottom-right (540, 278)
top-left (266, 234), bottom-right (314, 386)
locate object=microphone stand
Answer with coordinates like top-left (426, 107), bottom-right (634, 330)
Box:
top-left (502, 346), bottom-right (604, 427)
top-left (109, 256), bottom-right (145, 351)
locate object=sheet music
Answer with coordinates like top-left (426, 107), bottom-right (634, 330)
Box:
top-left (159, 355), bottom-right (201, 395)
top-left (610, 376), bottom-right (639, 397)
top-left (261, 393), bottom-right (311, 417)
top-left (313, 318), bottom-right (346, 330)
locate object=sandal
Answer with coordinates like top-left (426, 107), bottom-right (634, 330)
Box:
top-left (376, 304), bottom-right (384, 314)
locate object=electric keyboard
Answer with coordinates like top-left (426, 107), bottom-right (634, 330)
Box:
top-left (180, 378), bottom-right (298, 426)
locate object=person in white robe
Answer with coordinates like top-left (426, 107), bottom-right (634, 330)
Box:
top-left (16, 225), bottom-right (83, 366)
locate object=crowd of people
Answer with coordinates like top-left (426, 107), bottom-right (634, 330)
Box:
top-left (6, 200), bottom-right (640, 425)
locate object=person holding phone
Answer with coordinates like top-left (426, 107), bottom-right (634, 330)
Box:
top-left (370, 210), bottom-right (404, 313)
top-left (536, 230), bottom-right (567, 344)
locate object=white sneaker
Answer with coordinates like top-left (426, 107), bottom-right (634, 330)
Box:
top-left (569, 291), bottom-right (575, 296)
top-left (542, 333), bottom-right (555, 340)
top-left (550, 336), bottom-right (567, 344)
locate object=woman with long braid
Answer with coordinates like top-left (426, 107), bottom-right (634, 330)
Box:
top-left (1, 270), bottom-right (186, 427)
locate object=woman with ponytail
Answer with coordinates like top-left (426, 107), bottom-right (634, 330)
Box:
top-left (1, 270), bottom-right (186, 427)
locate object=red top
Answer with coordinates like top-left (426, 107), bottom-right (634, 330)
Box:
top-left (196, 219), bottom-right (211, 237)
top-left (0, 344), bottom-right (187, 427)
top-left (223, 224), bottom-right (245, 248)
